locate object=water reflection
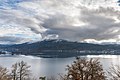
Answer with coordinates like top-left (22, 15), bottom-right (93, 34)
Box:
top-left (0, 55), bottom-right (120, 78)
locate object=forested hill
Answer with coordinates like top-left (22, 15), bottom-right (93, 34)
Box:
top-left (0, 39), bottom-right (120, 58)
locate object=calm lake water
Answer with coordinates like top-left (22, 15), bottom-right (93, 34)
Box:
top-left (0, 55), bottom-right (120, 79)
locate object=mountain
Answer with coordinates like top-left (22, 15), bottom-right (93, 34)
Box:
top-left (0, 39), bottom-right (120, 58)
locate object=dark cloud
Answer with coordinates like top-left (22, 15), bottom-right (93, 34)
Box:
top-left (0, 0), bottom-right (119, 44)
top-left (42, 6), bottom-right (120, 42)
top-left (0, 36), bottom-right (30, 44)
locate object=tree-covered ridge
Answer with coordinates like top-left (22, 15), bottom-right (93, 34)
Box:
top-left (0, 39), bottom-right (120, 58)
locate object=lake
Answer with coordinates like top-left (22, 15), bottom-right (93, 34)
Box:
top-left (0, 55), bottom-right (120, 79)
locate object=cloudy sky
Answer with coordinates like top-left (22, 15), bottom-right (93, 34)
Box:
top-left (0, 0), bottom-right (120, 44)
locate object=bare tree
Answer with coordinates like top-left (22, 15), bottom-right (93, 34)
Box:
top-left (63, 57), bottom-right (106, 80)
top-left (10, 61), bottom-right (31, 80)
top-left (11, 63), bottom-right (18, 80)
top-left (108, 65), bottom-right (120, 80)
top-left (0, 66), bottom-right (10, 80)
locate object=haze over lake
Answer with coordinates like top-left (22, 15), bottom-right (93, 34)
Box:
top-left (0, 55), bottom-right (120, 78)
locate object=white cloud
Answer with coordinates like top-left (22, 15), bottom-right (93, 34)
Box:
top-left (0, 0), bottom-right (120, 44)
top-left (0, 8), bottom-right (46, 44)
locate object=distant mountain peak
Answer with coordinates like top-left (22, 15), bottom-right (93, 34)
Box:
top-left (42, 39), bottom-right (68, 43)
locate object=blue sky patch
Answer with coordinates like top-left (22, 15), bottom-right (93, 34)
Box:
top-left (0, 0), bottom-right (30, 9)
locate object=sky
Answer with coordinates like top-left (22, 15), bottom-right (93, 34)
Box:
top-left (0, 0), bottom-right (120, 44)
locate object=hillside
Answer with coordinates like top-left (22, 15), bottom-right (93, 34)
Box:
top-left (0, 39), bottom-right (120, 58)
